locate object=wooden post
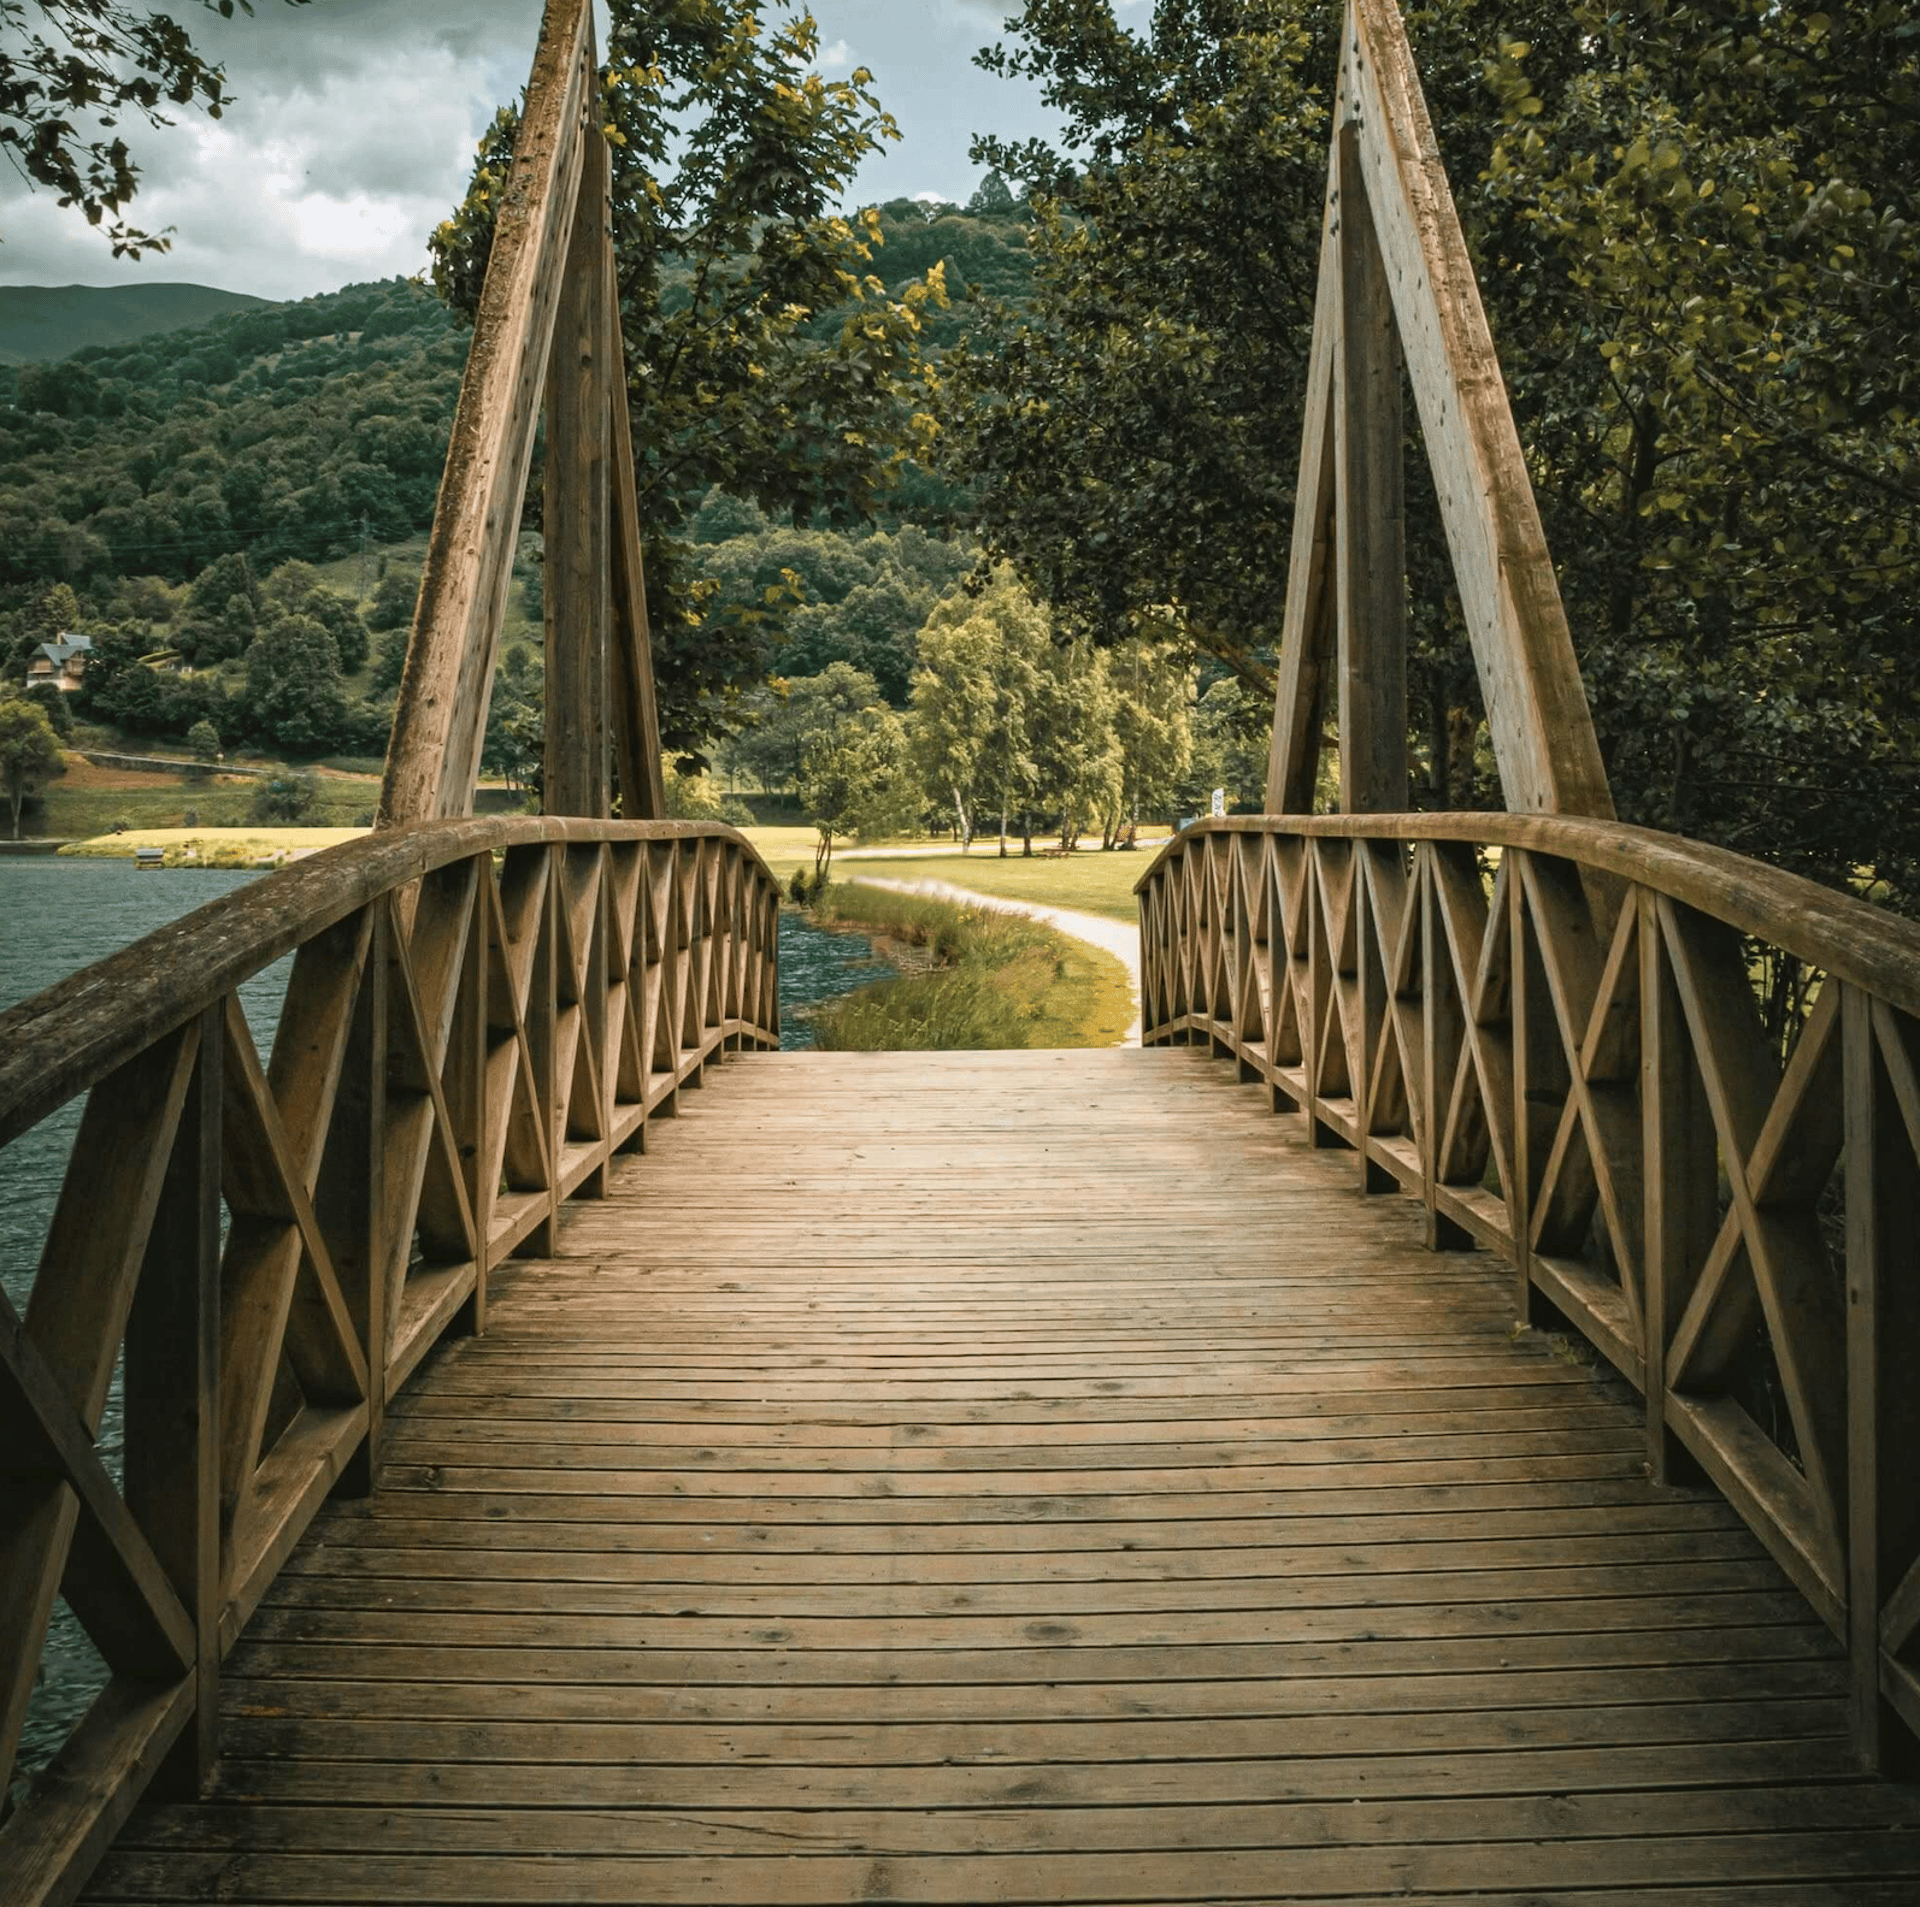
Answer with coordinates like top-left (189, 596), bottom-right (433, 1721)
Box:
top-left (1845, 987), bottom-right (1920, 1768)
top-left (123, 1002), bottom-right (223, 1793)
top-left (316, 910), bottom-right (387, 1497)
top-left (1333, 121), bottom-right (1407, 816)
top-left (1510, 853), bottom-right (1565, 1321)
top-left (544, 111), bottom-right (613, 819)
top-left (1641, 893), bottom-right (1714, 1483)
top-left (1420, 850), bottom-right (1473, 1249)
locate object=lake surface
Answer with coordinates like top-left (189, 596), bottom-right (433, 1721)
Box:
top-left (0, 857), bottom-right (876, 1795)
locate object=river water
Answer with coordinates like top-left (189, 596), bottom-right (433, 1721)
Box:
top-left (0, 857), bottom-right (874, 1797)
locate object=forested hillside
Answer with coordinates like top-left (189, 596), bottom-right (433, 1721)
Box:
top-left (0, 186), bottom-right (1038, 786)
top-left (0, 278), bottom-right (466, 590)
top-left (0, 282), bottom-right (268, 367)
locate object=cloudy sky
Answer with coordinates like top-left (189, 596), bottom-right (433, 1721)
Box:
top-left (0, 0), bottom-right (1082, 301)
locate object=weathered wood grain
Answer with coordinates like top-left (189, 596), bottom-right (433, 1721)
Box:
top-left (71, 1049), bottom-right (1920, 1905)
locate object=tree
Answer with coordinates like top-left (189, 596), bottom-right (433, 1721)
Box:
top-left (1186, 674), bottom-right (1271, 816)
top-left (178, 549), bottom-right (260, 664)
top-left (251, 767), bottom-right (318, 823)
top-left (481, 641), bottom-right (542, 793)
top-left (243, 610), bottom-right (346, 754)
top-left (186, 715), bottom-right (220, 761)
top-left (959, 1), bottom-right (1920, 910)
top-left (797, 702), bottom-right (916, 875)
top-left (955, 1), bottom-right (1336, 691)
top-left (1029, 632), bottom-right (1120, 853)
top-left (264, 560), bottom-right (369, 672)
top-left (909, 566), bottom-right (1045, 854)
top-left (23, 677), bottom-right (73, 739)
top-left (366, 563), bottom-right (418, 632)
top-left (0, 694), bottom-right (64, 837)
top-left (2, 1), bottom-right (310, 258)
top-left (431, 2), bottom-right (947, 761)
top-left (1107, 631), bottom-right (1192, 845)
top-left (731, 661), bottom-right (885, 795)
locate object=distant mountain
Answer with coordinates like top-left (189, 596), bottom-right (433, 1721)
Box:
top-left (0, 282), bottom-right (269, 366)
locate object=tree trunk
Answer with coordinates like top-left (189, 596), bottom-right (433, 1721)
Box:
top-left (1021, 812), bottom-right (1033, 857)
top-left (998, 803), bottom-right (1009, 858)
top-left (8, 782), bottom-right (21, 840)
top-left (951, 785), bottom-right (971, 852)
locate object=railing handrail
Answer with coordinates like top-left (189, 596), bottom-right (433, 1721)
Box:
top-left (0, 817), bottom-right (771, 1152)
top-left (1142, 812), bottom-right (1920, 1021)
top-left (1138, 810), bottom-right (1920, 1775)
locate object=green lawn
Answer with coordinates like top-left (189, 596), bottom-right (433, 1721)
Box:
top-left (38, 773), bottom-right (378, 841)
top-left (827, 844), bottom-right (1171, 924)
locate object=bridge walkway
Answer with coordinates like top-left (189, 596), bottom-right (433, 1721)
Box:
top-left (79, 1049), bottom-right (1920, 1903)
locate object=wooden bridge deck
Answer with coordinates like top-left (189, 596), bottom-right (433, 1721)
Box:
top-left (83, 1048), bottom-right (1920, 1904)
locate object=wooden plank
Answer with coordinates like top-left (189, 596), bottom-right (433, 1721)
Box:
top-left (63, 1047), bottom-right (1920, 1906)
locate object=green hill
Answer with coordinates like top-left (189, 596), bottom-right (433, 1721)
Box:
top-left (0, 282), bottom-right (268, 366)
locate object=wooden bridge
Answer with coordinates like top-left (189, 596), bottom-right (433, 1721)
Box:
top-left (6, 2), bottom-right (1920, 1902)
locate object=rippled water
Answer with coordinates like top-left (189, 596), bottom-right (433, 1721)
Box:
top-left (0, 859), bottom-right (877, 1794)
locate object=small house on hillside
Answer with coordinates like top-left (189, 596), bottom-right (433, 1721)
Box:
top-left (25, 633), bottom-right (92, 692)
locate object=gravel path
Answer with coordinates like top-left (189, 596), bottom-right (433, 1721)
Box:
top-left (844, 874), bottom-right (1142, 1048)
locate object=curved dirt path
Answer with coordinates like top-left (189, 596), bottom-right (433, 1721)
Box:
top-left (844, 874), bottom-right (1141, 1047)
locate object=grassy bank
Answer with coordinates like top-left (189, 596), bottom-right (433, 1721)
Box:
top-left (60, 826), bottom-right (366, 867)
top-left (803, 883), bottom-right (1132, 1051)
top-left (32, 752), bottom-right (379, 840)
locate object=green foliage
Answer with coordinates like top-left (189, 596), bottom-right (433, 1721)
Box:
top-left (366, 562), bottom-right (418, 632)
top-left (959, 0), bottom-right (1920, 906)
top-left (0, 693), bottom-right (65, 836)
top-left (480, 642), bottom-right (541, 792)
top-left (731, 659), bottom-right (886, 795)
top-left (430, 2), bottom-right (947, 760)
top-left (1185, 674), bottom-right (1270, 815)
top-left (243, 611), bottom-right (346, 754)
top-left (0, 277), bottom-right (463, 592)
top-left (910, 566), bottom-right (1044, 848)
top-left (22, 678), bottom-right (72, 739)
top-left (0, 2), bottom-right (311, 258)
top-left (797, 702), bottom-right (916, 870)
top-left (692, 508), bottom-right (970, 704)
top-left (262, 558), bottom-right (369, 672)
top-left (661, 761), bottom-right (754, 827)
top-left (804, 884), bottom-right (1132, 1050)
top-left (250, 768), bottom-right (320, 824)
top-left (0, 283), bottom-right (266, 367)
top-left (186, 716), bottom-right (220, 761)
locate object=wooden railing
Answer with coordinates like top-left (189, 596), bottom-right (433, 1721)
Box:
top-left (0, 819), bottom-right (779, 1902)
top-left (1140, 814), bottom-right (1920, 1771)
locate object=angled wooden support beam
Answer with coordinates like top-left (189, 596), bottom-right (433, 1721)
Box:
top-left (379, 0), bottom-right (594, 826)
top-left (1333, 115), bottom-right (1407, 814)
top-left (1265, 180), bottom-right (1338, 815)
top-left (608, 252), bottom-right (668, 822)
top-left (1344, 0), bottom-right (1610, 818)
top-left (1267, 0), bottom-right (1613, 822)
top-left (545, 91), bottom-right (614, 819)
